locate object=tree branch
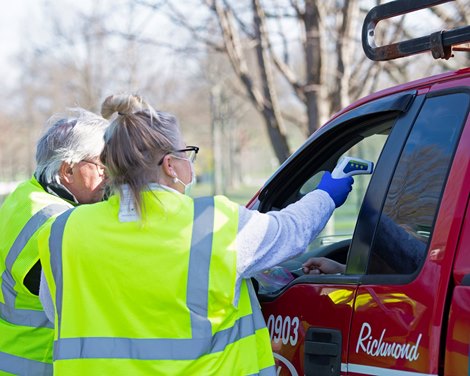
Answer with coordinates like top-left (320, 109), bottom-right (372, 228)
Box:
top-left (209, 0), bottom-right (265, 112)
top-left (221, 0), bottom-right (255, 39)
top-left (271, 53), bottom-right (306, 102)
top-left (288, 0), bottom-right (302, 18)
top-left (135, 0), bottom-right (226, 52)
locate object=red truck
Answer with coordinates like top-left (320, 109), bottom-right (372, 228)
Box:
top-left (249, 1), bottom-right (470, 375)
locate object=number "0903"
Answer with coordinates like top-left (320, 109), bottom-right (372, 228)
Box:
top-left (266, 314), bottom-right (300, 346)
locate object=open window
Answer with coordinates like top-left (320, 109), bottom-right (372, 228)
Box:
top-left (257, 115), bottom-right (396, 281)
top-left (289, 126), bottom-right (389, 267)
top-left (252, 91), bottom-right (418, 295)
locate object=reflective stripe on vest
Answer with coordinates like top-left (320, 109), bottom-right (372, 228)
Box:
top-left (0, 204), bottom-right (69, 328)
top-left (187, 196), bottom-right (213, 338)
top-left (250, 366), bottom-right (277, 376)
top-left (0, 350), bottom-right (53, 375)
top-left (246, 277), bottom-right (266, 333)
top-left (49, 198), bottom-right (263, 361)
top-left (54, 312), bottom-right (260, 360)
top-left (49, 207), bottom-right (75, 332)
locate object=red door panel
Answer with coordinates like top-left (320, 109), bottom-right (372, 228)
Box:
top-left (444, 286), bottom-right (470, 375)
top-left (261, 282), bottom-right (357, 375)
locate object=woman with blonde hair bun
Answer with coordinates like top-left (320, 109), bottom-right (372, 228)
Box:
top-left (38, 93), bottom-right (354, 375)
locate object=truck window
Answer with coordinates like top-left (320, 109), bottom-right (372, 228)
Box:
top-left (368, 92), bottom-right (469, 275)
top-left (278, 118), bottom-right (393, 270)
top-left (303, 132), bottom-right (387, 248)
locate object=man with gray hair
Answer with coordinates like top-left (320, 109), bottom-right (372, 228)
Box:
top-left (0, 109), bottom-right (109, 375)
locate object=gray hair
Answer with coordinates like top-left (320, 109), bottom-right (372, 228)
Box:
top-left (100, 94), bottom-right (183, 216)
top-left (34, 108), bottom-right (109, 184)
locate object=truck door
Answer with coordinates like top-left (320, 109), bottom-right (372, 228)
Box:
top-left (255, 91), bottom-right (422, 375)
top-left (347, 89), bottom-right (470, 375)
top-left (445, 195), bottom-right (470, 375)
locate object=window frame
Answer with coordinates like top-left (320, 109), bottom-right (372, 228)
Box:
top-left (255, 92), bottom-right (419, 297)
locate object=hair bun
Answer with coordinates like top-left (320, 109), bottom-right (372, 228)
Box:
top-left (101, 94), bottom-right (148, 119)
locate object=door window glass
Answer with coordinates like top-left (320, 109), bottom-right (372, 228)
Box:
top-left (368, 93), bottom-right (469, 274)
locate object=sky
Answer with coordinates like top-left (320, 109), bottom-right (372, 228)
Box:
top-left (0, 0), bottom-right (189, 89)
top-left (0, 1), bottom-right (43, 85)
top-left (0, 3), bottom-right (22, 76)
top-left (0, 0), bottom-right (102, 86)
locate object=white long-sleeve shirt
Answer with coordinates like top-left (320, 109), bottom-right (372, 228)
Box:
top-left (40, 188), bottom-right (334, 322)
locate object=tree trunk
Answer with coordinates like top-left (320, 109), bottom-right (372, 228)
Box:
top-left (252, 0), bottom-right (291, 162)
top-left (303, 0), bottom-right (324, 135)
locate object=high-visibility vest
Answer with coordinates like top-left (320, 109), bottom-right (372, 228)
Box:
top-left (39, 190), bottom-right (275, 375)
top-left (0, 177), bottom-right (71, 375)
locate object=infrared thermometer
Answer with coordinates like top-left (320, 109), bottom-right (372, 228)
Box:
top-left (331, 156), bottom-right (374, 178)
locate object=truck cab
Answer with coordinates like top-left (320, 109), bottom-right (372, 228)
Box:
top-left (249, 1), bottom-right (470, 375)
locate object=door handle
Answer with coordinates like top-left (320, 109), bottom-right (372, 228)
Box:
top-left (305, 341), bottom-right (339, 357)
top-left (304, 327), bottom-right (341, 376)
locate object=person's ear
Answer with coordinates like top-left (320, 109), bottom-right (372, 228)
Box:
top-left (59, 162), bottom-right (75, 184)
top-left (161, 155), bottom-right (177, 179)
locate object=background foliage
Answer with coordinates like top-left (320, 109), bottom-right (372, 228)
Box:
top-left (0, 0), bottom-right (469, 203)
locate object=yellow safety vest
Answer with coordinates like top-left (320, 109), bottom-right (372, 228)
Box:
top-left (0, 177), bottom-right (71, 375)
top-left (39, 190), bottom-right (275, 375)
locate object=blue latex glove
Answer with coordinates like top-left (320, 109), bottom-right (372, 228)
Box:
top-left (317, 171), bottom-right (354, 208)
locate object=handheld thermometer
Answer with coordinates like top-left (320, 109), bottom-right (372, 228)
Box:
top-left (331, 156), bottom-right (374, 178)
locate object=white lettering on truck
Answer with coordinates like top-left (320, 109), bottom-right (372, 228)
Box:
top-left (266, 314), bottom-right (300, 346)
top-left (355, 322), bottom-right (422, 361)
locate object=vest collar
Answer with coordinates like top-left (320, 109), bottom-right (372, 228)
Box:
top-left (118, 183), bottom-right (183, 222)
top-left (35, 173), bottom-right (79, 206)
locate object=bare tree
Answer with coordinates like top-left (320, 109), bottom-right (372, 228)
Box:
top-left (141, 0), bottom-right (469, 164)
top-left (4, 0), bottom-right (469, 186)
top-left (137, 0), bottom-right (385, 163)
top-left (4, 0), bottom-right (181, 180)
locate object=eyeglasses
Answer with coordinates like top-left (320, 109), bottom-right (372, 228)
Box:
top-left (81, 160), bottom-right (106, 175)
top-left (158, 146), bottom-right (199, 165)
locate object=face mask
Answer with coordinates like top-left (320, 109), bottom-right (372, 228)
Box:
top-left (173, 158), bottom-right (196, 195)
